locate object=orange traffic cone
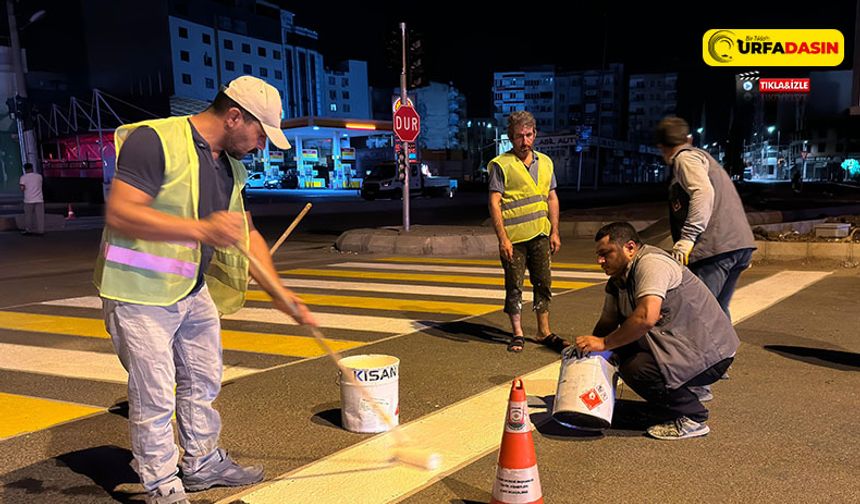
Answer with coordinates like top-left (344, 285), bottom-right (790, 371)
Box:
top-left (65, 204), bottom-right (76, 220)
top-left (491, 377), bottom-right (543, 504)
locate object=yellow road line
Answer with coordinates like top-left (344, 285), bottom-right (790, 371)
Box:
top-left (0, 392), bottom-right (103, 440)
top-left (279, 268), bottom-right (597, 290)
top-left (0, 311), bottom-right (362, 358)
top-left (245, 291), bottom-right (498, 316)
top-left (377, 256), bottom-right (603, 271)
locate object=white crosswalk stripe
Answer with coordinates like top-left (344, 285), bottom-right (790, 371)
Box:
top-left (330, 261), bottom-right (608, 280)
top-left (0, 343), bottom-right (259, 384)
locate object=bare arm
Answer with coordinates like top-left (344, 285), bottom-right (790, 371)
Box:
top-left (602, 295), bottom-right (662, 350)
top-left (488, 191), bottom-right (508, 242)
top-left (547, 189), bottom-right (561, 253)
top-left (105, 179), bottom-right (242, 247)
top-left (489, 191), bottom-right (513, 262)
top-left (576, 295), bottom-right (662, 354)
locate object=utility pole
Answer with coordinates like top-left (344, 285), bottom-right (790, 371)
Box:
top-left (400, 22), bottom-right (410, 232)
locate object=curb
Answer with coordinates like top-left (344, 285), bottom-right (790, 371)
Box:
top-left (335, 226), bottom-right (498, 256)
top-left (752, 240), bottom-right (859, 262)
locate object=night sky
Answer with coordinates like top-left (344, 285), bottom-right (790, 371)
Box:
top-left (7, 1), bottom-right (859, 127)
top-left (288, 0), bottom-right (858, 119)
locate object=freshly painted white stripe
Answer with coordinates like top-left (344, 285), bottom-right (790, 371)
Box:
top-left (47, 279), bottom-right (525, 308)
top-left (42, 296), bottom-right (102, 309)
top-left (331, 261), bottom-right (607, 281)
top-left (0, 343), bottom-right (259, 384)
top-left (222, 269), bottom-right (831, 504)
top-left (42, 297), bottom-right (460, 332)
top-left (729, 270), bottom-right (831, 324)
top-left (219, 363), bottom-right (562, 504)
top-left (224, 307), bottom-right (437, 334)
top-left (277, 278), bottom-right (529, 301)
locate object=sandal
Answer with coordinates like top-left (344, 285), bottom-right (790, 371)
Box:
top-left (507, 335), bottom-right (525, 353)
top-left (536, 333), bottom-right (570, 353)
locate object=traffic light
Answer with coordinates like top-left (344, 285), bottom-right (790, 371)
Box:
top-left (5, 95), bottom-right (33, 127)
top-left (385, 26), bottom-right (425, 90)
top-left (408, 33), bottom-right (425, 89)
top-left (397, 152), bottom-right (407, 181)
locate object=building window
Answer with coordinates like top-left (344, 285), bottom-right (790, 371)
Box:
top-left (182, 73), bottom-right (191, 85)
top-left (241, 43), bottom-right (250, 54)
top-left (341, 91), bottom-right (350, 100)
top-left (328, 76), bottom-right (335, 86)
top-left (203, 54), bottom-right (212, 67)
top-left (224, 39), bottom-right (233, 50)
top-left (274, 70), bottom-right (283, 80)
top-left (225, 60), bottom-right (235, 71)
top-left (343, 104), bottom-right (351, 113)
top-left (259, 67), bottom-right (268, 77)
top-left (178, 26), bottom-right (188, 39)
top-left (202, 33), bottom-right (211, 45)
top-left (329, 90), bottom-right (336, 100)
top-left (273, 50), bottom-right (281, 60)
top-left (243, 64), bottom-right (252, 74)
top-left (205, 78), bottom-right (215, 89)
top-left (180, 50), bottom-right (190, 62)
top-left (258, 47), bottom-right (266, 57)
top-left (341, 77), bottom-right (349, 87)
top-left (330, 103), bottom-right (337, 112)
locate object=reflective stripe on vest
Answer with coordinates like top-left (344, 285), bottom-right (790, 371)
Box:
top-left (104, 244), bottom-right (198, 279)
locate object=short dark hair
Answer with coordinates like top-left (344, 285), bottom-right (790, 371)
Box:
top-left (595, 222), bottom-right (643, 247)
top-left (208, 90), bottom-right (257, 122)
top-left (23, 162), bottom-right (33, 172)
top-left (655, 116), bottom-right (690, 147)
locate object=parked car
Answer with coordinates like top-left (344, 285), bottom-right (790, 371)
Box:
top-left (246, 172), bottom-right (266, 189)
top-left (264, 169), bottom-right (299, 189)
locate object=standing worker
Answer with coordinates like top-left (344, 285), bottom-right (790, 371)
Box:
top-left (656, 116), bottom-right (756, 401)
top-left (18, 162), bottom-right (44, 235)
top-left (488, 110), bottom-right (567, 353)
top-left (574, 222), bottom-right (739, 439)
top-left (94, 76), bottom-right (316, 504)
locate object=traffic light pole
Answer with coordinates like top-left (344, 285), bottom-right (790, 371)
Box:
top-left (400, 22), bottom-right (410, 232)
top-left (6, 1), bottom-right (28, 167)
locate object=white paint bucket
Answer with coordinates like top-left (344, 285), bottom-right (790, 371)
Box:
top-left (338, 354), bottom-right (399, 433)
top-left (552, 351), bottom-right (617, 430)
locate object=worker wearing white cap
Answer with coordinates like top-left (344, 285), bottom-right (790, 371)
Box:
top-left (94, 76), bottom-right (316, 504)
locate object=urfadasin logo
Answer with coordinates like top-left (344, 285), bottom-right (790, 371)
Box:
top-left (707, 30), bottom-right (736, 63)
top-left (703, 29), bottom-right (844, 66)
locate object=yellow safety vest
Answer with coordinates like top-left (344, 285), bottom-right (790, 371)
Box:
top-left (489, 151), bottom-right (553, 244)
top-left (93, 116), bottom-right (250, 315)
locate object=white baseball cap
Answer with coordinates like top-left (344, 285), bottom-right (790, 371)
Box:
top-left (223, 76), bottom-right (291, 150)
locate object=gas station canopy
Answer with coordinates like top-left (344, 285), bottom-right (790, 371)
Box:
top-left (280, 117), bottom-right (393, 139)
top-left (278, 117), bottom-right (393, 189)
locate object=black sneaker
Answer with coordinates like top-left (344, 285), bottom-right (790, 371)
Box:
top-left (182, 448), bottom-right (264, 492)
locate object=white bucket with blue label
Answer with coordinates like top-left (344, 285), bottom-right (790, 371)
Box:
top-left (552, 351), bottom-right (617, 430)
top-left (338, 354), bottom-right (400, 433)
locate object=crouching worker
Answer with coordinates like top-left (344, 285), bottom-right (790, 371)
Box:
top-left (572, 222), bottom-right (738, 440)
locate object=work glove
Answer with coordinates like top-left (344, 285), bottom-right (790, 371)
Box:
top-left (671, 239), bottom-right (695, 265)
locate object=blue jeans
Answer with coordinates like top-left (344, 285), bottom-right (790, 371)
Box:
top-left (103, 285), bottom-right (224, 493)
top-left (689, 248), bottom-right (754, 319)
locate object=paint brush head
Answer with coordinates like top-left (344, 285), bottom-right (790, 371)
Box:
top-left (392, 448), bottom-right (442, 471)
